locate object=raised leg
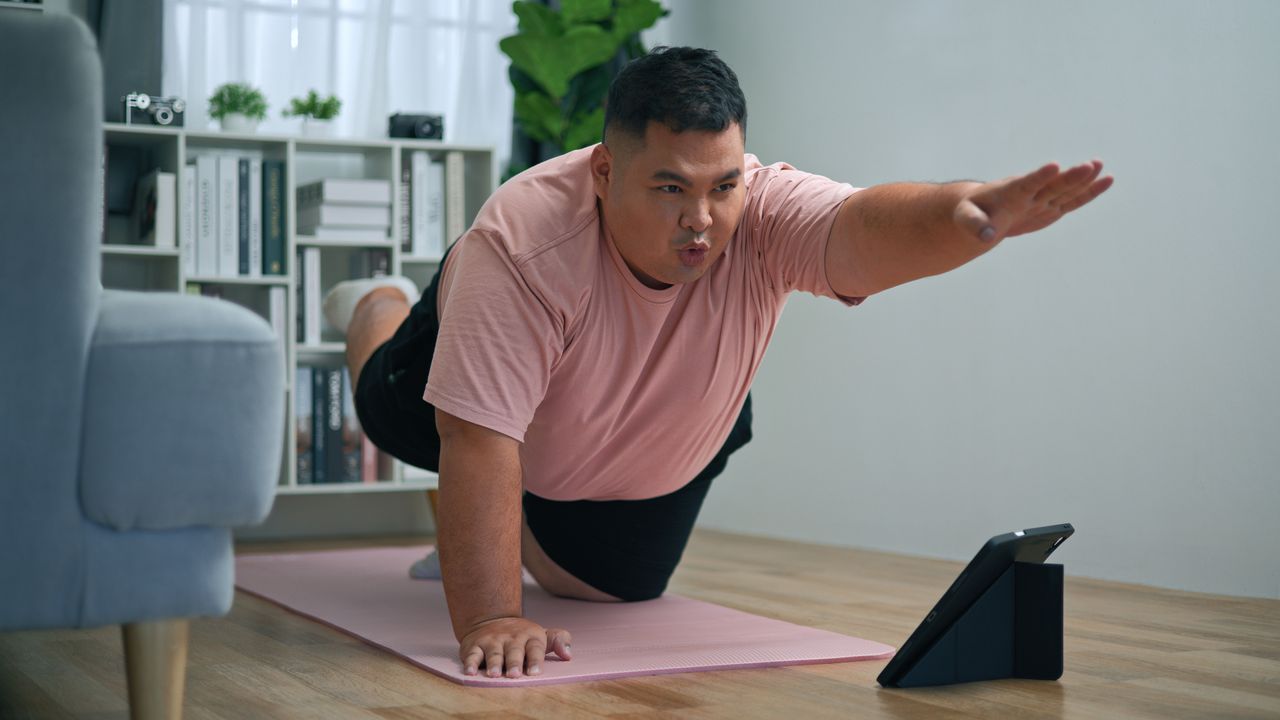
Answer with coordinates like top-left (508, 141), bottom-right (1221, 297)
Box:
top-left (344, 286), bottom-right (411, 389)
top-left (122, 618), bottom-right (189, 720)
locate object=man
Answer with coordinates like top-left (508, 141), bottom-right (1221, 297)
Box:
top-left (321, 46), bottom-right (1112, 680)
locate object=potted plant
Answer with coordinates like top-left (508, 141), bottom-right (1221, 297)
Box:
top-left (499, 0), bottom-right (666, 179)
top-left (208, 82), bottom-right (269, 133)
top-left (283, 89), bottom-right (342, 137)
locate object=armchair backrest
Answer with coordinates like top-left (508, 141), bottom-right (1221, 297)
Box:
top-left (0, 10), bottom-right (105, 626)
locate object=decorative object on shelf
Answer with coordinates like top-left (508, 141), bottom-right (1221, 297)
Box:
top-left (388, 112), bottom-right (443, 140)
top-left (208, 82), bottom-right (268, 133)
top-left (121, 92), bottom-right (185, 126)
top-left (284, 89), bottom-right (342, 137)
top-left (500, 0), bottom-right (665, 179)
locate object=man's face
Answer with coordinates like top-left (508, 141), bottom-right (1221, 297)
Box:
top-left (591, 121), bottom-right (746, 289)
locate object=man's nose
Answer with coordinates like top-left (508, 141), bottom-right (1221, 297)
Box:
top-left (681, 198), bottom-right (712, 233)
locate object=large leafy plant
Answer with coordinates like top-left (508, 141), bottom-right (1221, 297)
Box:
top-left (500, 0), bottom-right (665, 164)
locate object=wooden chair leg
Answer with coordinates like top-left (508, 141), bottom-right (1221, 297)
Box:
top-left (122, 618), bottom-right (189, 720)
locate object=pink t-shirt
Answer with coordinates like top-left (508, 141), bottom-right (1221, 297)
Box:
top-left (423, 146), bottom-right (860, 501)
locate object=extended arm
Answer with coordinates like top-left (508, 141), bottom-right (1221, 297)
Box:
top-left (825, 160), bottom-right (1113, 297)
top-left (435, 408), bottom-right (571, 678)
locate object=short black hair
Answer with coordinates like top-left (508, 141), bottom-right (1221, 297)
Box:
top-left (603, 46), bottom-right (747, 144)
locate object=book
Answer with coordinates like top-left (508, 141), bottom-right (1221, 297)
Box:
top-left (301, 227), bottom-right (390, 243)
top-left (361, 432), bottom-right (379, 483)
top-left (295, 366), bottom-right (313, 484)
top-left (311, 367), bottom-right (328, 484)
top-left (348, 247), bottom-right (391, 280)
top-left (195, 156), bottom-right (218, 276)
top-left (341, 367), bottom-right (362, 483)
top-left (399, 165), bottom-right (412, 252)
top-left (180, 164), bottom-right (196, 275)
top-left (131, 169), bottom-right (176, 247)
top-left (296, 203), bottom-right (391, 230)
top-left (248, 158), bottom-right (263, 278)
top-left (445, 150), bottom-right (466, 247)
top-left (262, 159), bottom-right (285, 275)
top-left (217, 155), bottom-right (238, 277)
top-left (424, 158), bottom-right (445, 257)
top-left (297, 178), bottom-right (393, 207)
top-left (300, 247), bottom-right (321, 344)
top-left (410, 151), bottom-right (429, 256)
top-left (294, 248), bottom-right (305, 347)
top-left (318, 367), bottom-right (344, 483)
top-left (268, 285), bottom-right (286, 352)
top-left (237, 159), bottom-right (249, 275)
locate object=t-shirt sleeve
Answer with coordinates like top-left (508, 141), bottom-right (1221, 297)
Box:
top-left (742, 162), bottom-right (864, 305)
top-left (423, 230), bottom-right (562, 442)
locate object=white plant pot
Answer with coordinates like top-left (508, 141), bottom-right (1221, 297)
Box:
top-left (301, 118), bottom-right (334, 138)
top-left (220, 113), bottom-right (259, 134)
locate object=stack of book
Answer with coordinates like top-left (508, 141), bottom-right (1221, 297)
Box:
top-left (296, 178), bottom-right (392, 243)
top-left (399, 150), bottom-right (465, 258)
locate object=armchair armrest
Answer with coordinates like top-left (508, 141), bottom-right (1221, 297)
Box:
top-left (80, 290), bottom-right (285, 531)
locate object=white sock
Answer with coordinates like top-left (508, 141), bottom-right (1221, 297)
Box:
top-left (408, 547), bottom-right (441, 580)
top-left (321, 276), bottom-right (419, 336)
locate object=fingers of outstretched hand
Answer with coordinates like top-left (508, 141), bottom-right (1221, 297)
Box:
top-left (1057, 174), bottom-right (1114, 214)
top-left (503, 640), bottom-right (527, 678)
top-left (1033, 160), bottom-right (1102, 205)
top-left (1014, 162), bottom-right (1061, 197)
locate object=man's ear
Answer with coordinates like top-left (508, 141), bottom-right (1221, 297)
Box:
top-left (590, 143), bottom-right (614, 199)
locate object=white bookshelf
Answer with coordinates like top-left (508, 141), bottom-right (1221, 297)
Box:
top-left (100, 121), bottom-right (494, 495)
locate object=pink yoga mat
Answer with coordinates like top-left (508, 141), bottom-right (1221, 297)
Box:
top-left (234, 546), bottom-right (894, 687)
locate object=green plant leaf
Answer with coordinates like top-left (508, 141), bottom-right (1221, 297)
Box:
top-left (508, 65), bottom-right (541, 96)
top-left (612, 0), bottom-right (664, 41)
top-left (500, 25), bottom-right (619, 99)
top-left (208, 82), bottom-right (268, 120)
top-left (514, 91), bottom-right (564, 143)
top-left (512, 1), bottom-right (562, 36)
top-left (561, 0), bottom-right (611, 25)
top-left (562, 106), bottom-right (606, 151)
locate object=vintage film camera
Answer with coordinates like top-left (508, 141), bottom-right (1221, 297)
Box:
top-left (388, 112), bottom-right (443, 140)
top-left (122, 93), bottom-right (186, 127)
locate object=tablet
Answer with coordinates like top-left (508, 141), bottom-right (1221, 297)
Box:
top-left (876, 523), bottom-right (1074, 688)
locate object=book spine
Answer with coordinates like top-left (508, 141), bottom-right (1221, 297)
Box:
top-left (181, 165), bottom-right (196, 275)
top-left (426, 160), bottom-right (445, 258)
top-left (341, 367), bottom-right (362, 483)
top-left (311, 366), bottom-right (327, 484)
top-left (361, 432), bottom-right (378, 483)
top-left (303, 247), bottom-right (321, 343)
top-left (268, 285), bottom-right (286, 354)
top-left (217, 155), bottom-right (238, 277)
top-left (238, 158), bottom-right (249, 275)
top-left (445, 150), bottom-right (466, 248)
top-left (262, 160), bottom-right (285, 275)
top-left (411, 151), bottom-right (428, 256)
top-left (295, 247), bottom-right (305, 346)
top-left (156, 172), bottom-right (177, 249)
top-left (248, 158), bottom-right (263, 278)
top-left (399, 165), bottom-right (412, 253)
top-left (195, 155), bottom-right (218, 276)
top-left (325, 368), bottom-right (344, 483)
top-left (295, 366), bottom-right (313, 484)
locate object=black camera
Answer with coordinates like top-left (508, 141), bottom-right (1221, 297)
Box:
top-left (388, 112), bottom-right (443, 140)
top-left (122, 93), bottom-right (186, 127)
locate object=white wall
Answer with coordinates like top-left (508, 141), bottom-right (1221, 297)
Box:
top-left (650, 0), bottom-right (1280, 599)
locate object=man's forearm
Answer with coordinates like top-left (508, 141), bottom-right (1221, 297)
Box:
top-left (435, 412), bottom-right (525, 642)
top-left (829, 181), bottom-right (989, 297)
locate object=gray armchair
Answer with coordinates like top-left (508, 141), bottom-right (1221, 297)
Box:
top-left (0, 11), bottom-right (285, 719)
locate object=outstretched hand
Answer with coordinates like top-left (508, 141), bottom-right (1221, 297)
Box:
top-left (954, 160), bottom-right (1114, 244)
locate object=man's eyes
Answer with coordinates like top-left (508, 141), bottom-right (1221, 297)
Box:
top-left (655, 184), bottom-right (737, 194)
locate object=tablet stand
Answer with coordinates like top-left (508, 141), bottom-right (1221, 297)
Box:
top-left (894, 562), bottom-right (1063, 687)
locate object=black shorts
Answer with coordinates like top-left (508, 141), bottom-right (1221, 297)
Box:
top-left (354, 249), bottom-right (754, 601)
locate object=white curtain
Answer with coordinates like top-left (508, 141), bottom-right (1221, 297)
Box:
top-left (162, 0), bottom-right (517, 165)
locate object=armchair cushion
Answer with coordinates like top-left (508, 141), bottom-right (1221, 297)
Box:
top-left (79, 290), bottom-right (284, 531)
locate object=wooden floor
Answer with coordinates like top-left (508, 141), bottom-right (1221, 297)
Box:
top-left (3, 529), bottom-right (1279, 719)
